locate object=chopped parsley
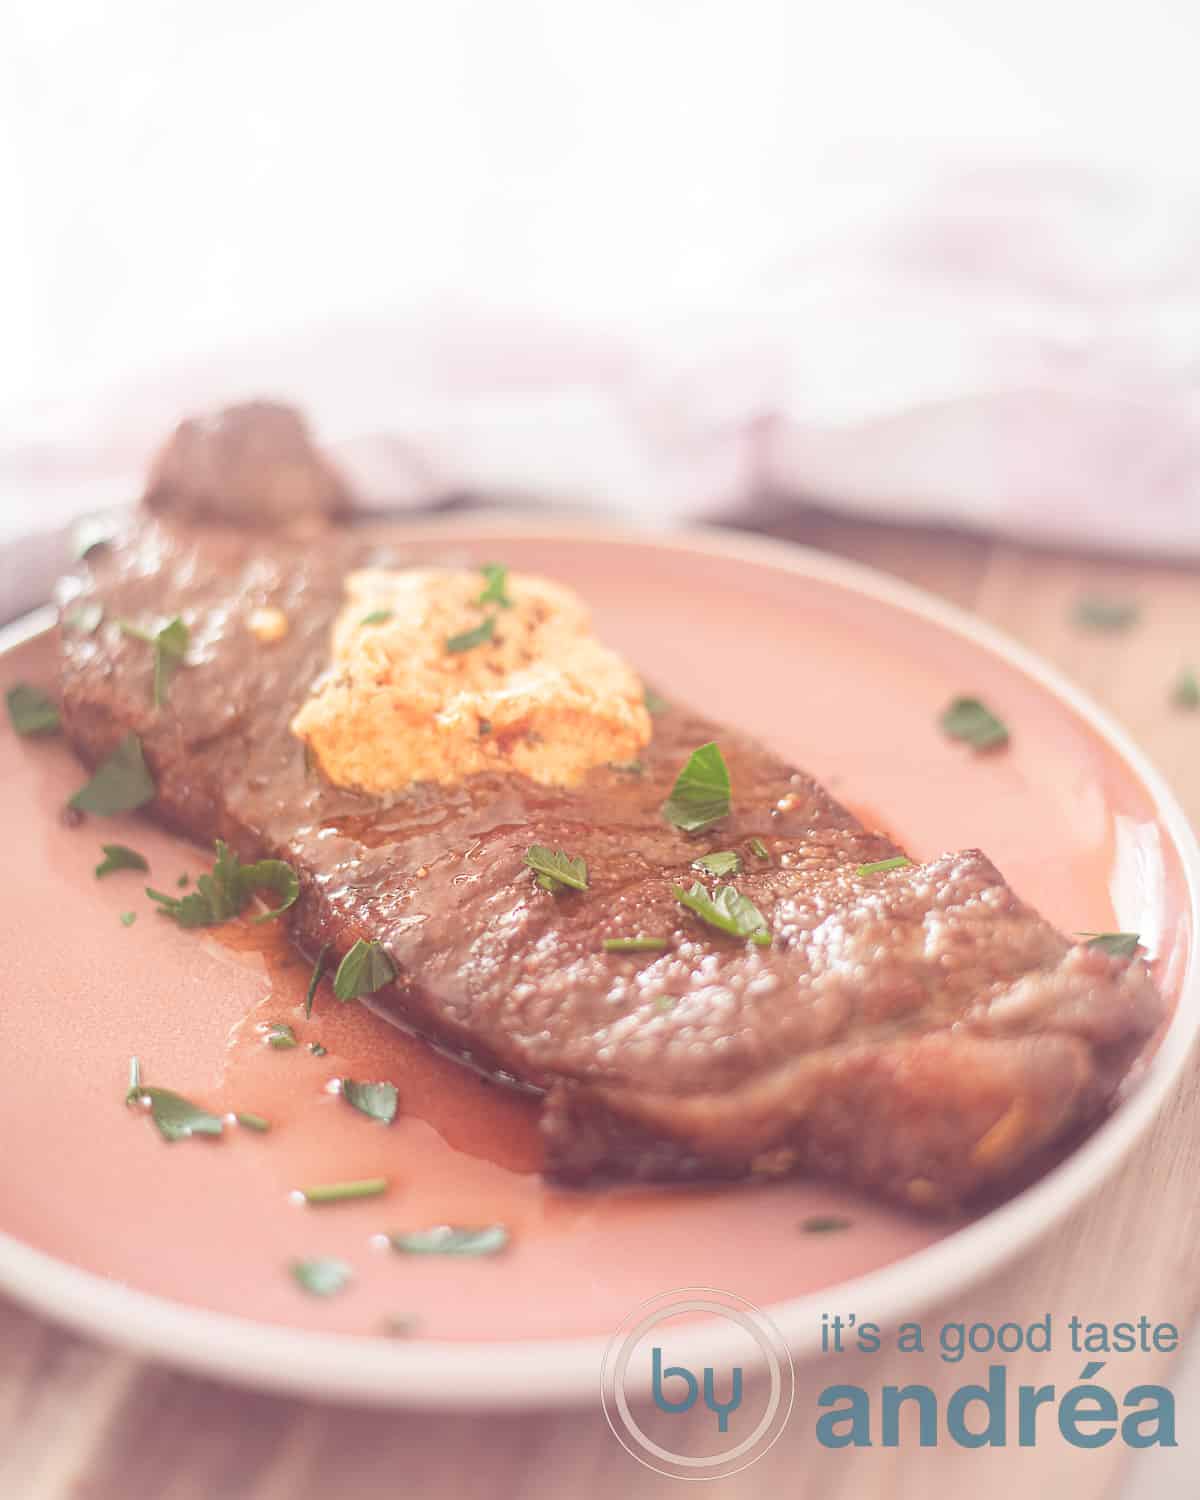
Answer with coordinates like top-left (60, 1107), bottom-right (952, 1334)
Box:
top-left (300, 1177), bottom-right (389, 1205)
top-left (290, 1258), bottom-right (352, 1297)
top-left (1074, 596), bottom-right (1139, 631)
top-left (6, 683), bottom-right (61, 737)
top-left (603, 936), bottom-right (669, 953)
top-left (673, 881), bottom-right (771, 945)
top-left (446, 616), bottom-right (496, 654)
top-left (126, 1060), bottom-right (223, 1142)
top-left (643, 688), bottom-right (670, 715)
top-left (119, 911), bottom-right (137, 927)
top-left (95, 843), bottom-right (149, 879)
top-left (119, 615), bottom-right (190, 708)
top-left (1172, 667), bottom-right (1200, 710)
top-left (389, 1224), bottom-right (509, 1257)
top-left (802, 1215), bottom-right (851, 1234)
top-left (360, 609), bottom-right (394, 626)
top-left (305, 942), bottom-right (331, 1019)
top-left (342, 1079), bottom-right (399, 1125)
top-left (236, 1112), bottom-right (271, 1133)
top-left (138, 1089), bottom-right (223, 1144)
top-left (332, 940), bottom-right (396, 1001)
top-left (477, 564), bottom-right (513, 608)
top-left (857, 856), bottom-right (911, 876)
top-left (147, 840), bottom-right (298, 928)
top-left (523, 844), bottom-right (589, 893)
top-left (69, 734), bottom-right (156, 815)
top-left (1081, 931), bottom-right (1141, 957)
top-left (748, 836), bottom-right (769, 861)
top-left (309, 1042), bottom-right (328, 1057)
top-left (662, 742), bottom-right (731, 832)
top-left (939, 697), bottom-right (1009, 752)
top-left (692, 850), bottom-right (742, 878)
top-left (265, 1021), bottom-right (298, 1050)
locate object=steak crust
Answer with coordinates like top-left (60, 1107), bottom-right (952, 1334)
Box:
top-left (57, 512), bottom-right (1163, 1212)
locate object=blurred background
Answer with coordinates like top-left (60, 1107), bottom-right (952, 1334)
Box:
top-left (5, 0), bottom-right (1200, 581)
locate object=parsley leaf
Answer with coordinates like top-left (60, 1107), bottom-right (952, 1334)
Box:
top-left (6, 683), bottom-right (61, 737)
top-left (939, 697), bottom-right (1009, 752)
top-left (1081, 931), bottom-right (1141, 957)
top-left (265, 1021), bottom-right (298, 1050)
top-left (673, 881), bottom-right (771, 945)
top-left (147, 840), bottom-right (298, 928)
top-left (1172, 667), bottom-right (1200, 710)
top-left (148, 841), bottom-right (242, 926)
top-left (477, 564), bottom-right (513, 608)
top-left (1074, 596), bottom-right (1139, 631)
top-left (240, 860), bottom-right (301, 922)
top-left (603, 936), bottom-right (668, 953)
top-left (120, 616), bottom-right (190, 708)
top-left (360, 609), bottom-right (393, 626)
top-left (692, 850), bottom-right (742, 877)
top-left (342, 1079), bottom-right (399, 1125)
top-left (120, 911), bottom-right (137, 927)
top-left (389, 1224), bottom-right (509, 1257)
top-left (290, 1258), bottom-right (352, 1297)
top-left (663, 742), bottom-right (731, 832)
top-left (446, 616), bottom-right (496, 654)
top-left (69, 734), bottom-right (156, 815)
top-left (305, 942), bottom-right (331, 1019)
top-left (140, 1089), bottom-right (223, 1142)
top-left (95, 843), bottom-right (149, 879)
top-left (126, 1062), bottom-right (224, 1143)
top-left (749, 836), bottom-right (769, 861)
top-left (523, 844), bottom-right (588, 893)
top-left (857, 856), bottom-right (911, 876)
top-left (333, 940), bottom-right (396, 1001)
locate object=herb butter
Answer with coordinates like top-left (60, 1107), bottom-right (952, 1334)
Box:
top-left (291, 567), bottom-right (651, 792)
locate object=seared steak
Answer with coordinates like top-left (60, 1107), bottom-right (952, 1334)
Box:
top-left (56, 469), bottom-right (1162, 1212)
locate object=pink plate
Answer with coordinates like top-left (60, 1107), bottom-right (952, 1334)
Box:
top-left (0, 518), bottom-right (1196, 1407)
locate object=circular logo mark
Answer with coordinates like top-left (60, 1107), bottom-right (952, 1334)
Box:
top-left (601, 1286), bottom-right (794, 1481)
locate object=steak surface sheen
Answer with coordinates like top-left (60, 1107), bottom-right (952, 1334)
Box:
top-left (58, 514), bottom-right (1162, 1212)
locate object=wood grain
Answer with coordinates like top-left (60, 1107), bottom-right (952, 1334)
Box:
top-left (4, 513), bottom-right (1197, 1500)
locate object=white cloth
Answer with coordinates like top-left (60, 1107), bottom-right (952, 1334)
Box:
top-left (4, 0), bottom-right (1200, 618)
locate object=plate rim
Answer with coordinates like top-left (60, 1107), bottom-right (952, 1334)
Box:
top-left (2, 514), bottom-right (1197, 1410)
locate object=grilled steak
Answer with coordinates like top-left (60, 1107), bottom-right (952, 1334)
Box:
top-left (55, 418), bottom-right (1162, 1213)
